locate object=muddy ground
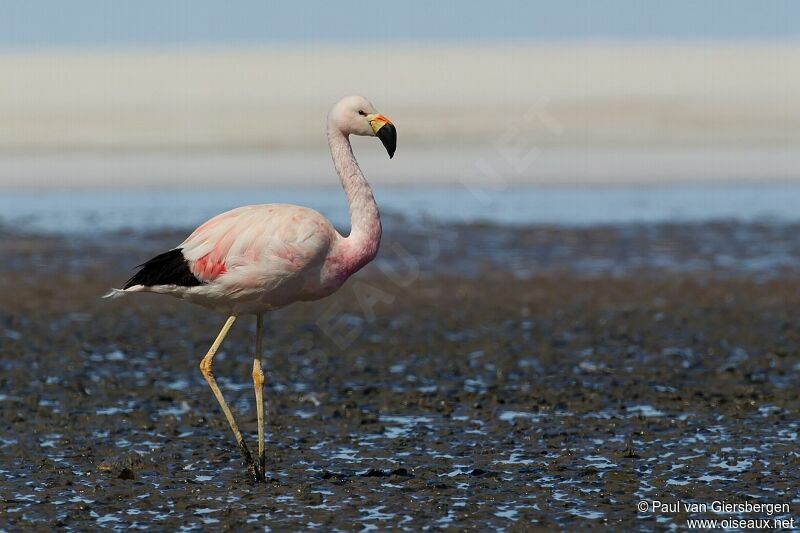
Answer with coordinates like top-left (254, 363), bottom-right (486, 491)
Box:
top-left (0, 223), bottom-right (798, 530)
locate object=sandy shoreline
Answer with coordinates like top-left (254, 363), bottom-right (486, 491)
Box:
top-left (1, 42), bottom-right (799, 186)
top-left (1, 146), bottom-right (799, 188)
top-left (2, 42), bottom-right (800, 149)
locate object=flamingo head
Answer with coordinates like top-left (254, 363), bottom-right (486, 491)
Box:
top-left (329, 95), bottom-right (396, 158)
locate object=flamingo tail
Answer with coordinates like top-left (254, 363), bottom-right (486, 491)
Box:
top-left (102, 288), bottom-right (128, 299)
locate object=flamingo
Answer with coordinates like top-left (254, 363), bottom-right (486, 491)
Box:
top-left (105, 96), bottom-right (396, 482)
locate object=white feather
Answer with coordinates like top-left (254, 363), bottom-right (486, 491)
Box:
top-left (102, 288), bottom-right (127, 299)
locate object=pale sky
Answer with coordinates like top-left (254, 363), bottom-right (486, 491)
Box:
top-left (1, 0), bottom-right (798, 47)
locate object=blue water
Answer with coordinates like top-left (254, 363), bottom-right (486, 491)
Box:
top-left (1, 182), bottom-right (799, 234)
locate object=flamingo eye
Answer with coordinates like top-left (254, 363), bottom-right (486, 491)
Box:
top-left (358, 110), bottom-right (366, 116)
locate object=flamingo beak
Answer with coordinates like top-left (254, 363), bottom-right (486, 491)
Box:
top-left (367, 114), bottom-right (396, 159)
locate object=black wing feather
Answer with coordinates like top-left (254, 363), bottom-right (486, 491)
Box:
top-left (124, 248), bottom-right (203, 289)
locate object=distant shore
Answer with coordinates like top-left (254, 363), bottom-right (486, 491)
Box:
top-left (1, 42), bottom-right (799, 186)
top-left (1, 146), bottom-right (800, 189)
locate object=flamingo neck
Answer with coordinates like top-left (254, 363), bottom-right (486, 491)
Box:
top-left (327, 122), bottom-right (382, 267)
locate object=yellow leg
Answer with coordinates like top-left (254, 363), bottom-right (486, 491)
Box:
top-left (252, 314), bottom-right (266, 482)
top-left (199, 315), bottom-right (258, 482)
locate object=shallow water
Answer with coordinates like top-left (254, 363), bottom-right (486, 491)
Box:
top-left (0, 217), bottom-right (799, 528)
top-left (5, 182), bottom-right (800, 233)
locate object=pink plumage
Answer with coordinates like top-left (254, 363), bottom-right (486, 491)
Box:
top-left (105, 96), bottom-right (397, 482)
top-left (165, 204), bottom-right (342, 313)
top-left (109, 98), bottom-right (395, 315)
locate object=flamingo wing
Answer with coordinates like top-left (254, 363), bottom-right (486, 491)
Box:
top-left (179, 204), bottom-right (335, 290)
top-left (124, 204), bottom-right (336, 295)
top-left (123, 249), bottom-right (202, 289)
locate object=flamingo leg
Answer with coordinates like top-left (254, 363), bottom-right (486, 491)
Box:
top-left (252, 313), bottom-right (266, 482)
top-left (199, 315), bottom-right (259, 482)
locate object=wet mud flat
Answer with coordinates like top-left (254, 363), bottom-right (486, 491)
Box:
top-left (0, 223), bottom-right (799, 530)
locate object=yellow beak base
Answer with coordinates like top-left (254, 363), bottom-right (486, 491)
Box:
top-left (366, 113), bottom-right (396, 159)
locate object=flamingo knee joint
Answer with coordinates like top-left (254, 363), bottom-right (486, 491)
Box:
top-left (252, 359), bottom-right (265, 386)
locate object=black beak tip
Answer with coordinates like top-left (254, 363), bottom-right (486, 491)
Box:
top-left (376, 123), bottom-right (397, 160)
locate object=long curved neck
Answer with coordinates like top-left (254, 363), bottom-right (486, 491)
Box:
top-left (327, 121), bottom-right (382, 263)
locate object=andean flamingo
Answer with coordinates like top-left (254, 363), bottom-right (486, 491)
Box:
top-left (106, 96), bottom-right (396, 482)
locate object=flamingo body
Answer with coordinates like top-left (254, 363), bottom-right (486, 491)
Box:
top-left (121, 203), bottom-right (368, 314)
top-left (110, 95), bottom-right (394, 315)
top-left (106, 95), bottom-right (396, 482)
